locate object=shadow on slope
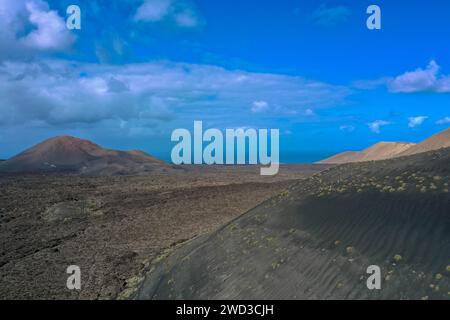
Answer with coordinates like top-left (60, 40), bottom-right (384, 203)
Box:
top-left (136, 148), bottom-right (450, 300)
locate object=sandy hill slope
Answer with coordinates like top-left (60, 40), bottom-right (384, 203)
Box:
top-left (357, 142), bottom-right (416, 161)
top-left (316, 151), bottom-right (361, 164)
top-left (398, 127), bottom-right (450, 157)
top-left (0, 136), bottom-right (169, 175)
top-left (319, 142), bottom-right (415, 164)
top-left (319, 127), bottom-right (450, 164)
top-left (136, 147), bottom-right (450, 300)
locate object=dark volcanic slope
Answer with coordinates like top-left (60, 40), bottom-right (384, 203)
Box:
top-left (137, 148), bottom-right (450, 300)
top-left (0, 136), bottom-right (168, 175)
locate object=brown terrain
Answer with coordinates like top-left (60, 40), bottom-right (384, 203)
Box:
top-left (0, 136), bottom-right (169, 175)
top-left (319, 127), bottom-right (450, 164)
top-left (1, 128), bottom-right (450, 300)
top-left (398, 127), bottom-right (450, 156)
top-left (319, 142), bottom-right (415, 164)
top-left (0, 136), bottom-right (326, 299)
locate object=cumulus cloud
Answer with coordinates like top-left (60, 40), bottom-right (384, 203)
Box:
top-left (0, 0), bottom-right (75, 60)
top-left (368, 120), bottom-right (390, 134)
top-left (408, 116), bottom-right (428, 128)
top-left (437, 117), bottom-right (450, 125)
top-left (312, 4), bottom-right (351, 26)
top-left (21, 1), bottom-right (74, 50)
top-left (134, 0), bottom-right (201, 27)
top-left (388, 60), bottom-right (450, 93)
top-left (0, 60), bottom-right (350, 131)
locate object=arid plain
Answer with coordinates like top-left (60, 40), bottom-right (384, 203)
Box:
top-left (0, 165), bottom-right (324, 299)
top-left (1, 128), bottom-right (450, 300)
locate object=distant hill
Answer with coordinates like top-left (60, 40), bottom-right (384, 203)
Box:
top-left (0, 136), bottom-right (169, 175)
top-left (319, 127), bottom-right (450, 164)
top-left (319, 142), bottom-right (415, 164)
top-left (316, 151), bottom-right (361, 164)
top-left (398, 127), bottom-right (450, 157)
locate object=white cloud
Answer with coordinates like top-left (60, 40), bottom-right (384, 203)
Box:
top-left (388, 60), bottom-right (450, 93)
top-left (304, 108), bottom-right (315, 116)
top-left (21, 1), bottom-right (74, 50)
top-left (0, 60), bottom-right (350, 130)
top-left (134, 0), bottom-right (201, 27)
top-left (251, 101), bottom-right (269, 113)
top-left (437, 117), bottom-right (450, 125)
top-left (408, 116), bottom-right (428, 128)
top-left (368, 120), bottom-right (390, 134)
top-left (134, 0), bottom-right (171, 22)
top-left (0, 0), bottom-right (75, 60)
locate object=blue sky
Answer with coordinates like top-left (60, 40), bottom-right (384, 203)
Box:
top-left (1, 0), bottom-right (450, 162)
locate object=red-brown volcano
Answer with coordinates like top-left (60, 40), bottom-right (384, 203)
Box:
top-left (0, 136), bottom-right (169, 175)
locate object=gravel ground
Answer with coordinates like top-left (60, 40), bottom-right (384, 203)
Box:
top-left (0, 165), bottom-right (323, 299)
